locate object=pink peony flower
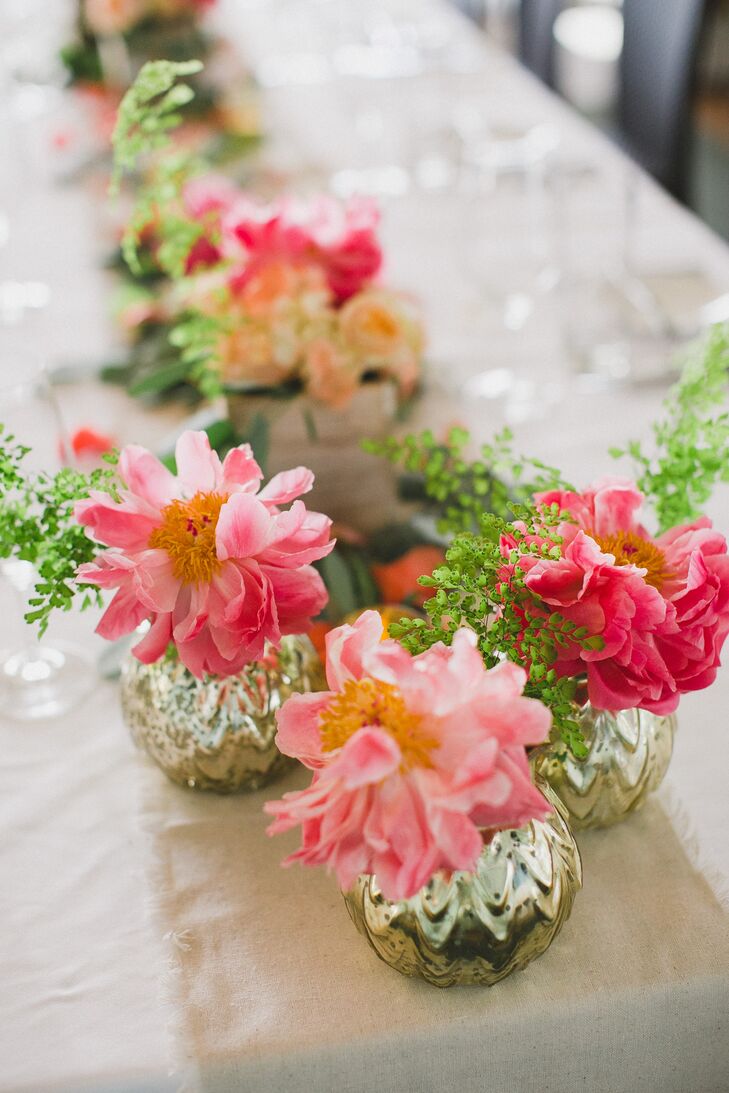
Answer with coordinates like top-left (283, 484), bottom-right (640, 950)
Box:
top-left (265, 610), bottom-right (552, 900)
top-left (223, 194), bottom-right (383, 304)
top-left (510, 477), bottom-right (729, 714)
top-left (75, 431), bottom-right (334, 677)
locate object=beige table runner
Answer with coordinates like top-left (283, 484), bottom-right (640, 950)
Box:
top-left (138, 758), bottom-right (729, 1093)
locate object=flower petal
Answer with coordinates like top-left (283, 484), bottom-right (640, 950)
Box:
top-left (132, 614), bottom-right (173, 663)
top-left (174, 431), bottom-right (223, 495)
top-left (221, 444), bottom-right (264, 492)
top-left (118, 445), bottom-right (176, 509)
top-left (216, 492), bottom-right (272, 561)
top-left (324, 610), bottom-right (385, 689)
top-left (275, 691), bottom-right (334, 768)
top-left (258, 466), bottom-right (315, 506)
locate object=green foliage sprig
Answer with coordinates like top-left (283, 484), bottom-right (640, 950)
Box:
top-left (0, 427), bottom-right (120, 636)
top-left (112, 60), bottom-right (208, 279)
top-left (111, 59), bottom-right (203, 192)
top-left (366, 426), bottom-right (571, 535)
top-left (389, 504), bottom-right (595, 756)
top-left (111, 60), bottom-right (231, 396)
top-left (610, 324), bottom-right (729, 532)
top-left (170, 310), bottom-right (228, 400)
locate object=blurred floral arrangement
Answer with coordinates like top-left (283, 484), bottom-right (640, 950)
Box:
top-left (373, 325), bottom-right (729, 756)
top-left (62, 8), bottom-right (262, 176)
top-left (62, 0), bottom-right (216, 87)
top-left (104, 62), bottom-right (424, 418)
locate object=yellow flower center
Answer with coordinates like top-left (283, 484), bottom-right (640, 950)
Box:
top-left (592, 529), bottom-right (671, 590)
top-left (318, 677), bottom-right (438, 771)
top-left (362, 307), bottom-right (399, 340)
top-left (148, 491), bottom-right (225, 585)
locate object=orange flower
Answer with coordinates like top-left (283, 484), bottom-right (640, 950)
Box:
top-left (372, 546), bottom-right (445, 607)
top-left (307, 620), bottom-right (334, 661)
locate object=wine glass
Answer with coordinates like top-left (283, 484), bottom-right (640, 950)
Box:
top-left (0, 355), bottom-right (93, 720)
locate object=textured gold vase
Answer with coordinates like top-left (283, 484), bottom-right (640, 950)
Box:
top-left (343, 780), bottom-right (581, 987)
top-left (531, 704), bottom-right (677, 830)
top-left (120, 635), bottom-right (325, 793)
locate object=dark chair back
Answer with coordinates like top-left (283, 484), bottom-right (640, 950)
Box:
top-left (619, 0), bottom-right (708, 199)
top-left (518, 0), bottom-right (563, 87)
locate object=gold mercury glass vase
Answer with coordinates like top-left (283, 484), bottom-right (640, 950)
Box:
top-left (531, 703), bottom-right (677, 830)
top-left (343, 779), bottom-right (581, 987)
top-left (120, 634), bottom-right (325, 793)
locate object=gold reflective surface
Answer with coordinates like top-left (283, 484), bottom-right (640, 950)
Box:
top-left (343, 780), bottom-right (581, 987)
top-left (120, 635), bottom-right (325, 793)
top-left (532, 704), bottom-right (676, 830)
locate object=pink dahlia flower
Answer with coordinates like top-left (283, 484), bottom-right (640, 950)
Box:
top-left (510, 477), bottom-right (729, 714)
top-left (264, 610), bottom-right (552, 901)
top-left (75, 431), bottom-right (334, 678)
top-left (223, 194), bottom-right (383, 304)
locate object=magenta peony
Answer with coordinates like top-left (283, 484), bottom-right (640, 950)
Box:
top-left (264, 610), bottom-right (552, 900)
top-left (510, 477), bottom-right (729, 714)
top-left (222, 194), bottom-right (383, 304)
top-left (75, 431), bottom-right (334, 677)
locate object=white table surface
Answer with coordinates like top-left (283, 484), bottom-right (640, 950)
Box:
top-left (2, 2), bottom-right (729, 1091)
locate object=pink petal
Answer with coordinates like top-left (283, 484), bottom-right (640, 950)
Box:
top-left (172, 582), bottom-right (210, 643)
top-left (591, 477), bottom-right (644, 537)
top-left (132, 550), bottom-right (179, 613)
top-left (331, 727), bottom-right (401, 788)
top-left (118, 445), bottom-right (176, 509)
top-left (132, 614), bottom-right (173, 663)
top-left (96, 585), bottom-right (149, 641)
top-left (221, 444), bottom-right (264, 492)
top-left (275, 691), bottom-right (334, 767)
top-left (75, 495), bottom-right (159, 551)
top-left (260, 565), bottom-right (329, 633)
top-left (216, 493), bottom-right (272, 561)
top-left (428, 808), bottom-right (483, 872)
top-left (260, 502), bottom-right (334, 567)
top-left (324, 610), bottom-right (385, 689)
top-left (258, 466), bottom-right (315, 506)
top-left (174, 431), bottom-right (223, 495)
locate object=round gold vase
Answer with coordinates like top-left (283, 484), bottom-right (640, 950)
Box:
top-left (120, 635), bottom-right (324, 793)
top-left (531, 703), bottom-right (677, 830)
top-left (343, 780), bottom-right (581, 987)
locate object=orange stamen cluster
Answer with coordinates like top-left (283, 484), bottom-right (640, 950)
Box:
top-left (318, 677), bottom-right (437, 771)
top-left (148, 491), bottom-right (225, 585)
top-left (593, 529), bottom-right (671, 590)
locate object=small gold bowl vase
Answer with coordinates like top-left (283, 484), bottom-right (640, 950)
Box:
top-left (342, 780), bottom-right (581, 987)
top-left (531, 703), bottom-right (677, 830)
top-left (120, 635), bottom-right (324, 793)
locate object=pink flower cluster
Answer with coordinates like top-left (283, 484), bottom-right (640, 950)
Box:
top-left (75, 430), bottom-right (334, 678)
top-left (180, 182), bottom-right (383, 298)
top-left (505, 478), bottom-right (729, 714)
top-left (265, 610), bottom-right (552, 901)
top-left (176, 181), bottom-right (424, 408)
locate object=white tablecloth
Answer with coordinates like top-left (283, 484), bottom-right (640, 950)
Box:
top-left (2, 3), bottom-right (729, 1091)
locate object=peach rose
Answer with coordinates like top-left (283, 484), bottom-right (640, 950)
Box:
top-left (218, 324), bottom-right (295, 387)
top-left (305, 338), bottom-right (361, 409)
top-left (338, 289), bottom-right (423, 396)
